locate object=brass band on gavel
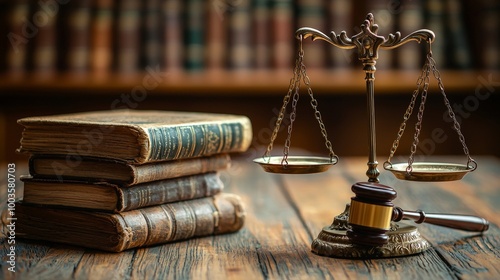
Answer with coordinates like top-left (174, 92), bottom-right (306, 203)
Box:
top-left (349, 200), bottom-right (393, 230)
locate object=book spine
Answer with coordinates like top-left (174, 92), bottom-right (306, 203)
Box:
top-left (5, 0), bottom-right (31, 73)
top-left (119, 172), bottom-right (224, 212)
top-left (478, 1), bottom-right (500, 69)
top-left (5, 1), bottom-right (31, 74)
top-left (6, 0), bottom-right (30, 73)
top-left (425, 0), bottom-right (446, 68)
top-left (65, 0), bottom-right (91, 73)
top-left (205, 0), bottom-right (227, 70)
top-left (141, 0), bottom-right (162, 68)
top-left (296, 0), bottom-right (326, 69)
top-left (253, 0), bottom-right (270, 69)
top-left (90, 0), bottom-right (114, 73)
top-left (228, 0), bottom-right (252, 70)
top-left (28, 154), bottom-right (231, 185)
top-left (15, 193), bottom-right (245, 252)
top-left (119, 193), bottom-right (245, 251)
top-left (271, 0), bottom-right (293, 69)
top-left (115, 0), bottom-right (140, 73)
top-left (132, 154), bottom-right (231, 185)
top-left (30, 0), bottom-right (58, 74)
top-left (327, 0), bottom-right (352, 68)
top-left (184, 0), bottom-right (205, 71)
top-left (163, 0), bottom-right (183, 71)
top-left (144, 119), bottom-right (252, 163)
top-left (396, 0), bottom-right (424, 70)
top-left (444, 0), bottom-right (471, 69)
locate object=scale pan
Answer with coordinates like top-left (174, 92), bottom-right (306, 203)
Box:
top-left (253, 156), bottom-right (337, 174)
top-left (386, 162), bottom-right (473, 182)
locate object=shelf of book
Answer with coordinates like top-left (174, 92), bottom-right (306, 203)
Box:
top-left (2, 0), bottom-right (497, 99)
top-left (0, 69), bottom-right (495, 96)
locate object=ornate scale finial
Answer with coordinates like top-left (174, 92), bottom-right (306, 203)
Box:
top-left (352, 13), bottom-right (385, 63)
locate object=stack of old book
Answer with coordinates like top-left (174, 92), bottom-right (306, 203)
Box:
top-left (15, 109), bottom-right (252, 252)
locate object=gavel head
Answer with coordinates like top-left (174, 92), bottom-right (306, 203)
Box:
top-left (346, 182), bottom-right (397, 247)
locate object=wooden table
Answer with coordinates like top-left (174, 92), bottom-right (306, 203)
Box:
top-left (1, 156), bottom-right (500, 279)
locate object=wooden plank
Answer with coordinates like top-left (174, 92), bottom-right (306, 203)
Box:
top-left (17, 246), bottom-right (85, 279)
top-left (129, 232), bottom-right (264, 279)
top-left (0, 241), bottom-right (51, 279)
top-left (72, 250), bottom-right (135, 280)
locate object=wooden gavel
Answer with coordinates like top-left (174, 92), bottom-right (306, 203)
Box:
top-left (346, 182), bottom-right (490, 247)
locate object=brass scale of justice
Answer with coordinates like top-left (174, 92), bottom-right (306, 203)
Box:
top-left (253, 13), bottom-right (489, 258)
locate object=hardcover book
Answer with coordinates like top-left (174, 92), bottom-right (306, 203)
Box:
top-left (28, 153), bottom-right (231, 186)
top-left (14, 193), bottom-right (245, 252)
top-left (90, 0), bottom-right (114, 72)
top-left (206, 0), bottom-right (227, 70)
top-left (271, 0), bottom-right (293, 69)
top-left (425, 0), bottom-right (446, 67)
top-left (141, 0), bottom-right (162, 68)
top-left (31, 0), bottom-right (58, 74)
top-left (296, 0), bottom-right (326, 69)
top-left (115, 0), bottom-right (140, 73)
top-left (327, 0), bottom-right (352, 68)
top-left (228, 0), bottom-right (252, 70)
top-left (5, 0), bottom-right (30, 73)
top-left (64, 0), bottom-right (91, 72)
top-left (184, 0), bottom-right (204, 71)
top-left (396, 0), bottom-right (424, 70)
top-left (21, 172), bottom-right (224, 212)
top-left (17, 110), bottom-right (252, 164)
top-left (162, 0), bottom-right (183, 71)
top-left (253, 0), bottom-right (270, 69)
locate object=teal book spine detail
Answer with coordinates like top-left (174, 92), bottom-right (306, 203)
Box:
top-left (147, 122), bottom-right (245, 161)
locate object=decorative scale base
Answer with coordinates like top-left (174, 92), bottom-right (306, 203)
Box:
top-left (311, 204), bottom-right (431, 258)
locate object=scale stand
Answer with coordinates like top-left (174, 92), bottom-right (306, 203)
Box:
top-left (254, 13), bottom-right (480, 258)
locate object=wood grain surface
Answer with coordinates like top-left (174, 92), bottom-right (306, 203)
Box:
top-left (1, 156), bottom-right (499, 279)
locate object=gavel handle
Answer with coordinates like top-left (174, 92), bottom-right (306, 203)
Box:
top-left (392, 207), bottom-right (489, 232)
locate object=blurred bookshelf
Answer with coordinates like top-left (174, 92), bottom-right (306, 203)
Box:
top-left (1, 0), bottom-right (499, 161)
top-left (0, 0), bottom-right (498, 90)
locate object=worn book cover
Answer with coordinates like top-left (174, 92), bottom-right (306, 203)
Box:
top-left (21, 172), bottom-right (224, 212)
top-left (29, 153), bottom-right (231, 186)
top-left (17, 110), bottom-right (252, 164)
top-left (14, 193), bottom-right (245, 252)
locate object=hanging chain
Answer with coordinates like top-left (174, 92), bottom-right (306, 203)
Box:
top-left (282, 55), bottom-right (302, 166)
top-left (406, 55), bottom-right (432, 173)
top-left (385, 40), bottom-right (477, 173)
top-left (264, 40), bottom-right (303, 161)
top-left (384, 57), bottom-right (429, 169)
top-left (263, 35), bottom-right (338, 166)
top-left (427, 52), bottom-right (477, 171)
top-left (299, 53), bottom-right (337, 162)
